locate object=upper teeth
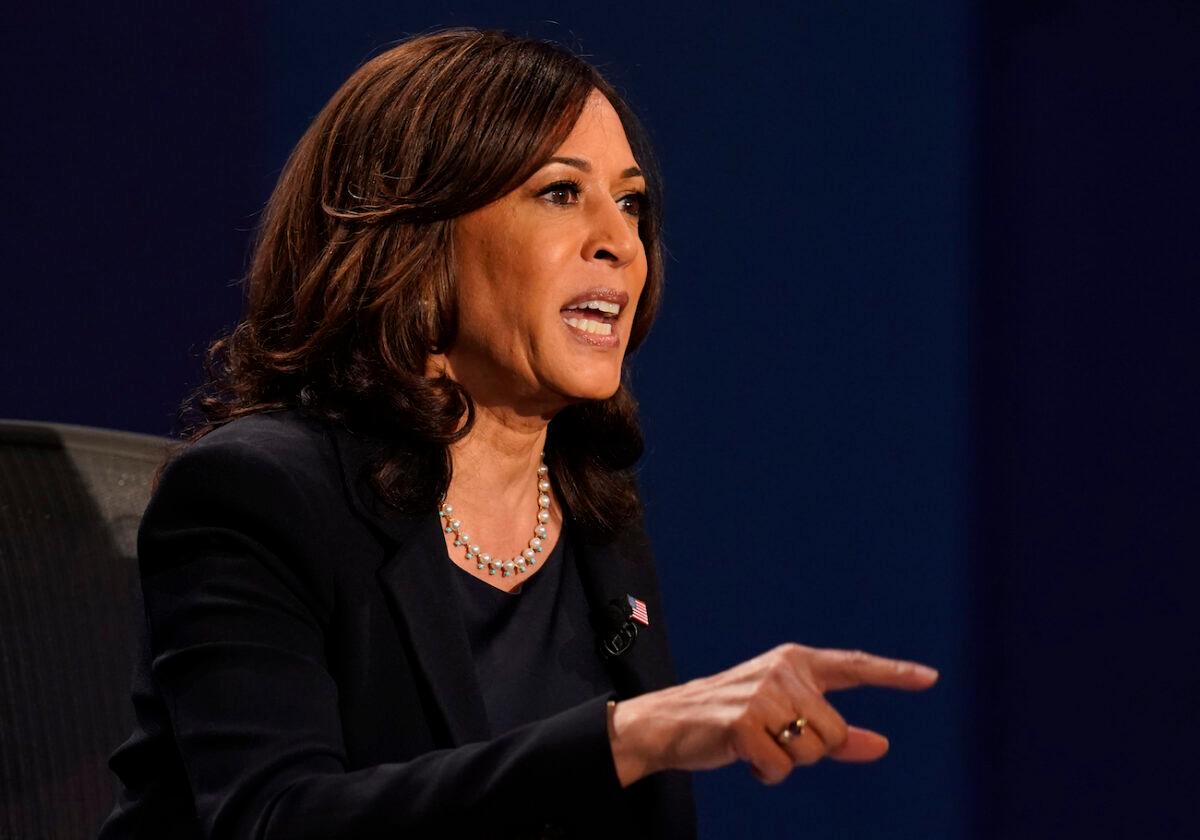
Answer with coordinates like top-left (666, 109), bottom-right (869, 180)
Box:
top-left (565, 299), bottom-right (621, 315)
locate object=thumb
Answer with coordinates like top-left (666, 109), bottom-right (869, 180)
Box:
top-left (828, 725), bottom-right (890, 763)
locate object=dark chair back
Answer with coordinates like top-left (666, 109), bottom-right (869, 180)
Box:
top-left (0, 420), bottom-right (171, 839)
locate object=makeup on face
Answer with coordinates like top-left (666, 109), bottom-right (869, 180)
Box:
top-left (444, 91), bottom-right (649, 405)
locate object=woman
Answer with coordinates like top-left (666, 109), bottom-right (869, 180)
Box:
top-left (99, 28), bottom-right (938, 839)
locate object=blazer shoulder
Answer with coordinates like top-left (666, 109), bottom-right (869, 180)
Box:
top-left (166, 410), bottom-right (337, 492)
top-left (145, 410), bottom-right (349, 554)
top-left (139, 411), bottom-right (354, 617)
top-left (185, 408), bottom-right (331, 462)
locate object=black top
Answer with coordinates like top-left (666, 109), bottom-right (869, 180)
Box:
top-left (449, 525), bottom-right (654, 839)
top-left (449, 523), bottom-right (615, 738)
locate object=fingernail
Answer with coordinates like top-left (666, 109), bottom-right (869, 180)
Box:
top-left (916, 664), bottom-right (939, 679)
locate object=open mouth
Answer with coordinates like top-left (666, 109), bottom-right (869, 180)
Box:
top-left (559, 289), bottom-right (629, 339)
top-left (560, 300), bottom-right (619, 336)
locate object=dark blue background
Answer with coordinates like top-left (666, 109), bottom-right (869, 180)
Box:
top-left (4, 2), bottom-right (1197, 837)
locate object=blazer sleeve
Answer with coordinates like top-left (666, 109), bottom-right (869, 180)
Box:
top-left (137, 437), bottom-right (625, 840)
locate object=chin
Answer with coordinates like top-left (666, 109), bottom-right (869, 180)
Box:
top-left (558, 371), bottom-right (623, 403)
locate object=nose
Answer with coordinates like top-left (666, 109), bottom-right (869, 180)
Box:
top-left (584, 197), bottom-right (641, 269)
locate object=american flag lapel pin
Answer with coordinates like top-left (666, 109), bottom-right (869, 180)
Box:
top-left (626, 594), bottom-right (649, 626)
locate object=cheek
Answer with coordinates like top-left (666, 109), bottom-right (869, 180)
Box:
top-left (457, 239), bottom-right (519, 326)
top-left (457, 260), bottom-right (552, 359)
top-left (494, 250), bottom-right (568, 331)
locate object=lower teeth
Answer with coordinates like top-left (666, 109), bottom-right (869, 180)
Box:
top-left (562, 317), bottom-right (612, 336)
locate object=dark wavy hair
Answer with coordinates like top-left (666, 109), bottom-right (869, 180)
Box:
top-left (180, 28), bottom-right (665, 539)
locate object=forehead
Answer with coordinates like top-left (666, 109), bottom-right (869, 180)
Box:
top-left (553, 90), bottom-right (637, 165)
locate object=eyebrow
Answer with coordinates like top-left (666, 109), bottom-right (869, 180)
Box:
top-left (545, 155), bottom-right (643, 180)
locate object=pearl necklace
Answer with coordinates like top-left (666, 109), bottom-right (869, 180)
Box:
top-left (438, 454), bottom-right (551, 578)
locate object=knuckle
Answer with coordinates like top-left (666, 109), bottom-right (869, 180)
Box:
top-left (780, 642), bottom-right (807, 663)
top-left (845, 649), bottom-right (872, 666)
top-left (765, 659), bottom-right (792, 686)
top-left (776, 647), bottom-right (810, 680)
top-left (770, 642), bottom-right (804, 667)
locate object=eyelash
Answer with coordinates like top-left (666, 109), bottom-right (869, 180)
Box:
top-left (539, 178), bottom-right (646, 217)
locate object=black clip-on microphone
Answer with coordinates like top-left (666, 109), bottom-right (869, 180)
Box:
top-left (594, 597), bottom-right (639, 660)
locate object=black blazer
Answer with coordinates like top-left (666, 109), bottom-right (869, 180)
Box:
top-left (99, 410), bottom-right (696, 839)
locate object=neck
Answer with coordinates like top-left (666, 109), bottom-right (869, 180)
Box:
top-left (429, 350), bottom-right (562, 516)
top-left (449, 402), bottom-right (548, 511)
top-left (428, 353), bottom-right (566, 561)
top-left (442, 403), bottom-right (562, 563)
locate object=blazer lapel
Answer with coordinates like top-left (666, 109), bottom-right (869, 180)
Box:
top-left (330, 423), bottom-right (676, 743)
top-left (572, 523), bottom-right (679, 700)
top-left (330, 427), bottom-right (490, 747)
top-left (376, 519), bottom-right (492, 745)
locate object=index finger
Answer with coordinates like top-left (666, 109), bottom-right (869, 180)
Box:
top-left (809, 648), bottom-right (939, 692)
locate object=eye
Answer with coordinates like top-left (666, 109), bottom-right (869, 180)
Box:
top-left (539, 179), bottom-right (582, 206)
top-left (619, 191), bottom-right (646, 218)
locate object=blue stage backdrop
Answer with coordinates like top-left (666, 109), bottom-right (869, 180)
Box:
top-left (973, 3), bottom-right (1200, 837)
top-left (5, 2), bottom-right (1197, 837)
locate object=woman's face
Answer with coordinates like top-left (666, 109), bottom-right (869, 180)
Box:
top-left (440, 89), bottom-right (648, 415)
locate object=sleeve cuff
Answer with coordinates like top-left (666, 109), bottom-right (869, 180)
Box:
top-left (528, 691), bottom-right (624, 810)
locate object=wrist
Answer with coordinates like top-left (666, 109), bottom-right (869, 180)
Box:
top-left (607, 693), bottom-right (661, 788)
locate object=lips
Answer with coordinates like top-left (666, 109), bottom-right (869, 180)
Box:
top-left (558, 287), bottom-right (629, 347)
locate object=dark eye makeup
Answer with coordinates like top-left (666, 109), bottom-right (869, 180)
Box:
top-left (538, 178), bottom-right (647, 217)
top-left (539, 178), bottom-right (583, 205)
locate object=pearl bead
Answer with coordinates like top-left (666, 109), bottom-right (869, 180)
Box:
top-left (441, 460), bottom-right (551, 585)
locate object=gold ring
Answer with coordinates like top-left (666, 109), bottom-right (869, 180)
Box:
top-left (777, 717), bottom-right (807, 744)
